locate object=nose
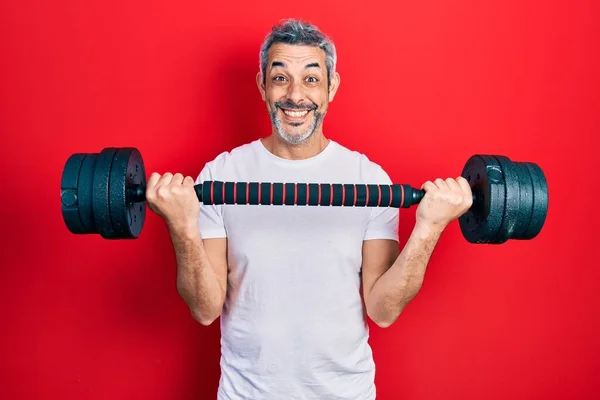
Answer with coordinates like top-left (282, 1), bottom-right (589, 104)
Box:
top-left (287, 79), bottom-right (305, 104)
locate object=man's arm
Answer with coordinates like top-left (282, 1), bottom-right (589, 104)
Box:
top-left (361, 223), bottom-right (443, 328)
top-left (171, 229), bottom-right (228, 326)
top-left (145, 171), bottom-right (228, 326)
top-left (362, 177), bottom-right (473, 328)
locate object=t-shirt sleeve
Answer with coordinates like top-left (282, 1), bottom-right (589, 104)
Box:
top-left (363, 166), bottom-right (399, 242)
top-left (195, 163), bottom-right (227, 239)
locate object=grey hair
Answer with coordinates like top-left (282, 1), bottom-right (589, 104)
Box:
top-left (259, 19), bottom-right (337, 87)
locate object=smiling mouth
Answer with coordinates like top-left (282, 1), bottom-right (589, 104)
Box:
top-left (281, 109), bottom-right (310, 118)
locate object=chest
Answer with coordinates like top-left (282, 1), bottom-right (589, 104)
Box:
top-left (222, 204), bottom-right (371, 269)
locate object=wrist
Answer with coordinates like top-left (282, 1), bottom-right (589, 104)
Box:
top-left (413, 220), bottom-right (446, 240)
top-left (168, 219), bottom-right (201, 240)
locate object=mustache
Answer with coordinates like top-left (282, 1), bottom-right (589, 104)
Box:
top-left (275, 100), bottom-right (317, 111)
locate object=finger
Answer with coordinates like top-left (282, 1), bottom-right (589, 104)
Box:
top-left (421, 180), bottom-right (437, 192)
top-left (157, 172), bottom-right (173, 187)
top-left (183, 176), bottom-right (195, 187)
top-left (434, 178), bottom-right (448, 190)
top-left (456, 176), bottom-right (474, 206)
top-left (146, 172), bottom-right (161, 190)
top-left (172, 173), bottom-right (184, 185)
top-left (456, 176), bottom-right (472, 194)
top-left (445, 177), bottom-right (461, 193)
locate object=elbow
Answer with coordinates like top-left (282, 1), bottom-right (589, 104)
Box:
top-left (367, 287), bottom-right (423, 328)
top-left (177, 284), bottom-right (224, 326)
top-left (190, 309), bottom-right (221, 326)
top-left (377, 321), bottom-right (394, 329)
top-left (197, 316), bottom-right (219, 326)
top-left (366, 301), bottom-right (400, 328)
top-left (369, 311), bottom-right (399, 329)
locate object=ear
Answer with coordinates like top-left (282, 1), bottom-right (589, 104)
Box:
top-left (256, 72), bottom-right (266, 101)
top-left (328, 72), bottom-right (341, 102)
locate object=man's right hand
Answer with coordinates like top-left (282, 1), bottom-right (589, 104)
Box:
top-left (145, 172), bottom-right (228, 326)
top-left (145, 172), bottom-right (200, 234)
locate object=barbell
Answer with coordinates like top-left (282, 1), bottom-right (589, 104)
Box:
top-left (60, 147), bottom-right (548, 244)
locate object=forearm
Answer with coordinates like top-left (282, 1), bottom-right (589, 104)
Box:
top-left (366, 222), bottom-right (444, 327)
top-left (170, 226), bottom-right (224, 325)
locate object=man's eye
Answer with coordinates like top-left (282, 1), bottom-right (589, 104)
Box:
top-left (273, 76), bottom-right (286, 82)
top-left (306, 77), bottom-right (318, 83)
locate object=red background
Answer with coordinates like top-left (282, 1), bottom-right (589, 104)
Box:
top-left (1, 1), bottom-right (599, 399)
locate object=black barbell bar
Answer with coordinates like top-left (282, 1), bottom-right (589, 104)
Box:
top-left (127, 181), bottom-right (479, 208)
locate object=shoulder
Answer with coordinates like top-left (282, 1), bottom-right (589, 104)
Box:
top-left (331, 141), bottom-right (393, 184)
top-left (205, 140), bottom-right (259, 170)
top-left (195, 140), bottom-right (260, 181)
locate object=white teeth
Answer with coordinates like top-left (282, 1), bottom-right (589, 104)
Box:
top-left (283, 110), bottom-right (308, 118)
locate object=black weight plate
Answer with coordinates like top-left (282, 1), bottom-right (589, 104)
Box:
top-left (521, 162), bottom-right (548, 240)
top-left (127, 149), bottom-right (146, 238)
top-left (92, 148), bottom-right (118, 239)
top-left (126, 148), bottom-right (146, 239)
top-left (109, 148), bottom-right (134, 239)
top-left (60, 153), bottom-right (86, 234)
top-left (493, 155), bottom-right (523, 244)
top-left (77, 154), bottom-right (98, 234)
top-left (511, 162), bottom-right (535, 239)
top-left (108, 148), bottom-right (146, 239)
top-left (458, 155), bottom-right (505, 244)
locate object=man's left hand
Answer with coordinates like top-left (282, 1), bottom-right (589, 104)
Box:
top-left (416, 177), bottom-right (473, 229)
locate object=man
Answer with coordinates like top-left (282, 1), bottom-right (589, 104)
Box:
top-left (145, 19), bottom-right (472, 400)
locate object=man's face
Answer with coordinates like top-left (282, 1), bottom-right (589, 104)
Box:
top-left (257, 43), bottom-right (340, 144)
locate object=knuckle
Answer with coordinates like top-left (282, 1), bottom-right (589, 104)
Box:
top-left (145, 190), bottom-right (156, 202)
top-left (157, 186), bottom-right (170, 199)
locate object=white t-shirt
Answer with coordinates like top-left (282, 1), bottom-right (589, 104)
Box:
top-left (195, 138), bottom-right (399, 400)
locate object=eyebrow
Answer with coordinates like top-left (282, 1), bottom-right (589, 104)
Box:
top-left (271, 61), bottom-right (321, 70)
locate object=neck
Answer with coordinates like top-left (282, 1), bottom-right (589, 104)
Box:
top-left (262, 131), bottom-right (330, 160)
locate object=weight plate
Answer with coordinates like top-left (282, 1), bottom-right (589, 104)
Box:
top-left (511, 162), bottom-right (535, 239)
top-left (521, 162), bottom-right (548, 240)
top-left (108, 148), bottom-right (146, 239)
top-left (109, 148), bottom-right (133, 239)
top-left (493, 156), bottom-right (523, 244)
top-left (458, 155), bottom-right (506, 244)
top-left (77, 154), bottom-right (98, 234)
top-left (60, 153), bottom-right (86, 234)
top-left (128, 149), bottom-right (146, 239)
top-left (92, 148), bottom-right (118, 239)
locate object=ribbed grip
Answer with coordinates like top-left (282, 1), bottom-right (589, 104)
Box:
top-left (195, 181), bottom-right (421, 208)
